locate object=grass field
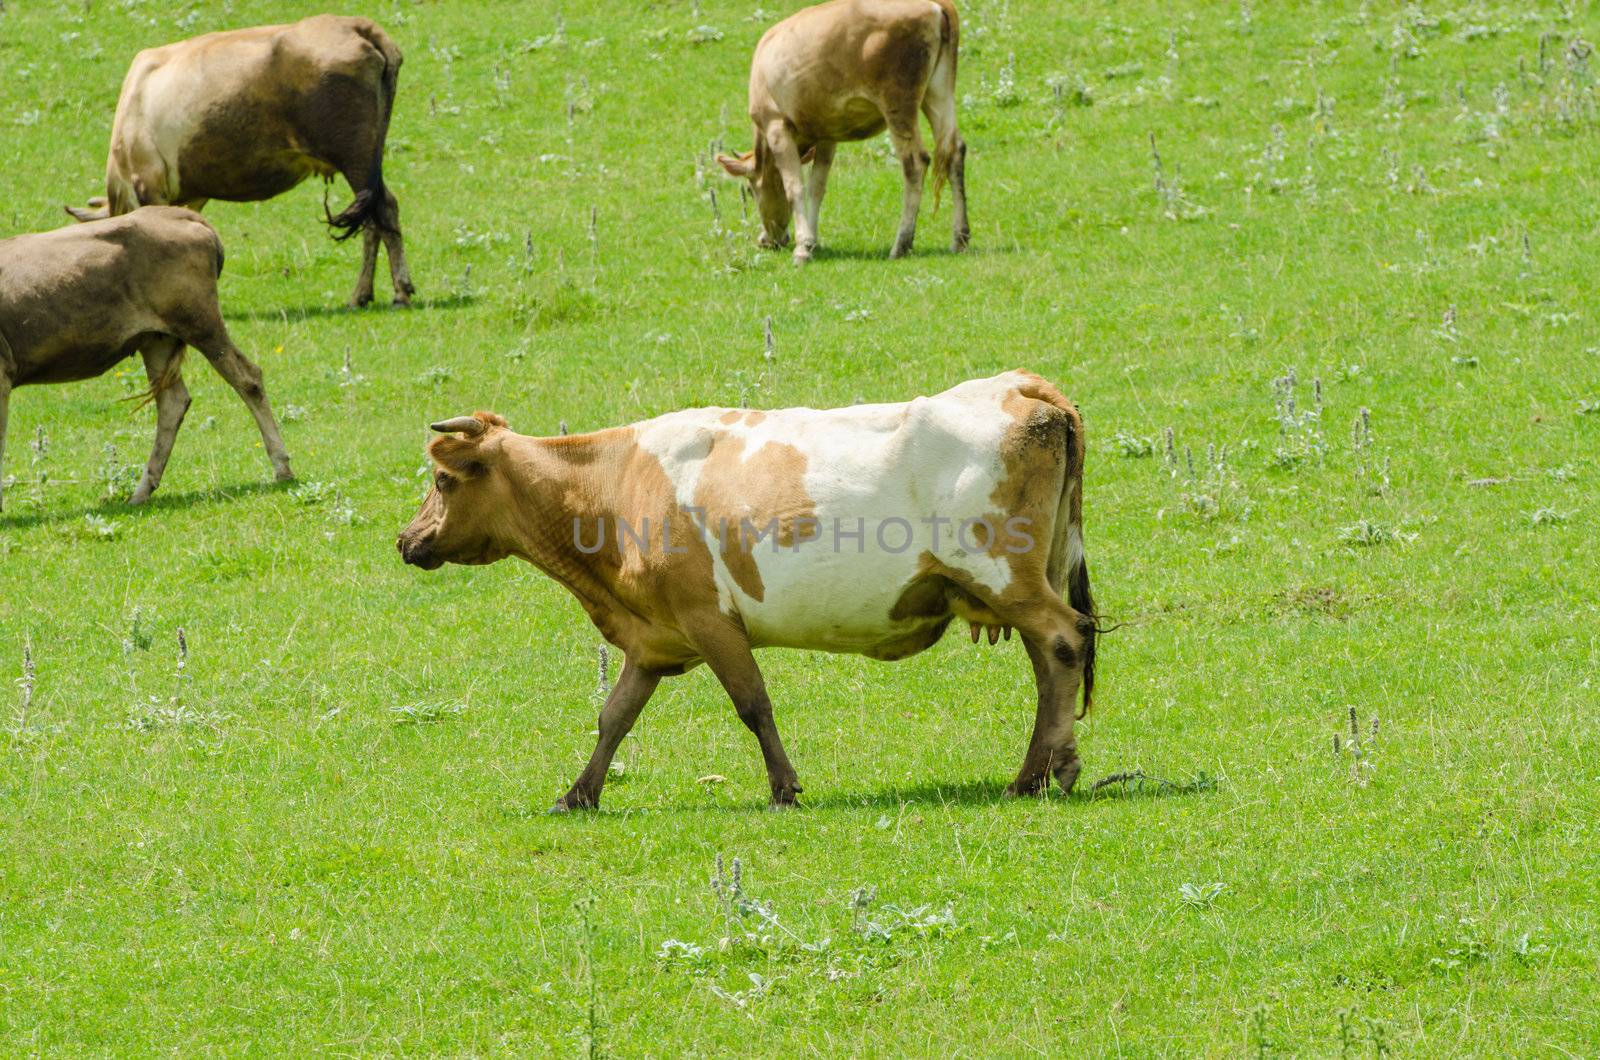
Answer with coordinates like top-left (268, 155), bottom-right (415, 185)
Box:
top-left (4, 0), bottom-right (1599, 1054)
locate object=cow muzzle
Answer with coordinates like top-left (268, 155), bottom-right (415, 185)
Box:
top-left (397, 533), bottom-right (444, 571)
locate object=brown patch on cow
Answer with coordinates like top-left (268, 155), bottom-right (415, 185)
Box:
top-left (891, 552), bottom-right (1001, 627)
top-left (692, 433), bottom-right (819, 602)
top-left (973, 376), bottom-right (1086, 587)
top-left (716, 410), bottom-right (767, 427)
top-left (407, 424), bottom-right (726, 672)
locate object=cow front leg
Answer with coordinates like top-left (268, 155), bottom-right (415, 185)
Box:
top-left (1004, 602), bottom-right (1090, 797)
top-left (552, 658), bottom-right (662, 812)
top-left (200, 343), bottom-right (293, 484)
top-left (688, 614), bottom-right (803, 807)
top-left (803, 142), bottom-right (836, 250)
top-left (765, 124), bottom-right (814, 263)
top-left (887, 119), bottom-right (930, 259)
top-left (0, 372), bottom-right (11, 513)
top-left (129, 338), bottom-right (192, 505)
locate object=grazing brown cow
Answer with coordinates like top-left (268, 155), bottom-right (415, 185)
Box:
top-left (398, 372), bottom-right (1095, 811)
top-left (66, 15), bottom-right (414, 308)
top-left (717, 0), bottom-right (969, 262)
top-left (0, 207), bottom-right (293, 511)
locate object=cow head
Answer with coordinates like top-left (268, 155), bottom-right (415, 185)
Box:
top-left (398, 412), bottom-right (518, 570)
top-left (716, 141), bottom-right (815, 249)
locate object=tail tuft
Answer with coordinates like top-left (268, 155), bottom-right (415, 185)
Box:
top-left (931, 155), bottom-right (952, 217)
top-left (324, 184), bottom-right (383, 241)
top-left (123, 349), bottom-right (187, 411)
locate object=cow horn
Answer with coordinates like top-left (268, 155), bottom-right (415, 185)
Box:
top-left (430, 416), bottom-right (486, 438)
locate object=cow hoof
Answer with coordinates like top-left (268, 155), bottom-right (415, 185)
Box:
top-left (348, 293), bottom-right (374, 310)
top-left (889, 242), bottom-right (912, 260)
top-left (551, 789), bottom-right (597, 813)
top-left (391, 297), bottom-right (412, 309)
top-left (769, 783), bottom-right (803, 809)
top-left (953, 232), bottom-right (971, 253)
top-left (127, 490), bottom-right (152, 507)
top-left (274, 469), bottom-right (296, 483)
top-left (1053, 757), bottom-right (1083, 794)
top-left (1003, 777), bottom-right (1047, 799)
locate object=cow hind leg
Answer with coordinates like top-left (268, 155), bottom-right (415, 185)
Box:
top-left (886, 112), bottom-right (930, 259)
top-left (687, 614), bottom-right (803, 806)
top-left (129, 338), bottom-right (192, 505)
top-left (350, 224), bottom-right (381, 309)
top-left (198, 342), bottom-right (293, 484)
top-left (379, 188), bottom-right (415, 306)
top-left (552, 659), bottom-right (663, 812)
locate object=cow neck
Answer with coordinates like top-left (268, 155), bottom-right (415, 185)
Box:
top-left (500, 430), bottom-right (646, 645)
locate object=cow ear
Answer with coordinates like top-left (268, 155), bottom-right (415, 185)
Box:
top-left (429, 435), bottom-right (487, 478)
top-left (716, 151), bottom-right (756, 178)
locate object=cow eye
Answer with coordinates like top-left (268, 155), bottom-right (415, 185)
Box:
top-left (435, 470), bottom-right (453, 491)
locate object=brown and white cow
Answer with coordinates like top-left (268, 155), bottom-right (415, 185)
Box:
top-left (398, 372), bottom-right (1095, 810)
top-left (717, 0), bottom-right (969, 262)
top-left (0, 207), bottom-right (293, 511)
top-left (66, 15), bottom-right (414, 308)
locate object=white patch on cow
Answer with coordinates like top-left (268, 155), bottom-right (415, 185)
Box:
top-left (634, 376), bottom-right (1031, 654)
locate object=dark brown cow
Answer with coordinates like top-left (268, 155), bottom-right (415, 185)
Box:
top-left (0, 207), bottom-right (293, 510)
top-left (67, 15), bottom-right (414, 308)
top-left (717, 0), bottom-right (969, 262)
top-left (398, 373), bottom-right (1095, 811)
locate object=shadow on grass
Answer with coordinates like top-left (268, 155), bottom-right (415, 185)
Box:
top-left (227, 293), bottom-right (476, 323)
top-left (805, 770), bottom-right (1216, 811)
top-left (803, 242), bottom-right (999, 265)
top-left (0, 478), bottom-right (291, 532)
top-left (525, 770), bottom-right (1216, 821)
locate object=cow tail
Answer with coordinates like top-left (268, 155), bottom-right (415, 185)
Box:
top-left (1069, 545), bottom-right (1095, 720)
top-left (209, 223), bottom-right (226, 277)
top-left (1061, 408), bottom-right (1095, 718)
top-left (125, 349), bottom-right (187, 411)
top-left (929, 0), bottom-right (960, 215)
top-left (325, 22), bottom-right (402, 241)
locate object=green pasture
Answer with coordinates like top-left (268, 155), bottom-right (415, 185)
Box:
top-left (2, 0), bottom-right (1597, 1053)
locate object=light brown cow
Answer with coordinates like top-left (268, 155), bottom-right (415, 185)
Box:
top-left (398, 372), bottom-right (1096, 811)
top-left (66, 15), bottom-right (414, 308)
top-left (0, 207), bottom-right (293, 511)
top-left (717, 0), bottom-right (969, 262)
